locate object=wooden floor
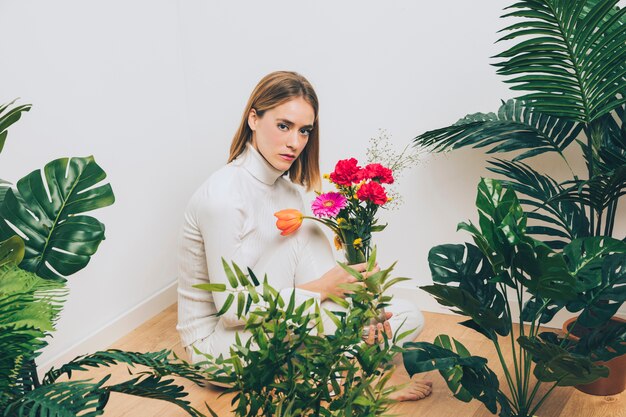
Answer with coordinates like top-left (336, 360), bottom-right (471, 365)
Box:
top-left (73, 304), bottom-right (625, 417)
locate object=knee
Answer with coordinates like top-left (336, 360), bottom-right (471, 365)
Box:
top-left (387, 298), bottom-right (425, 341)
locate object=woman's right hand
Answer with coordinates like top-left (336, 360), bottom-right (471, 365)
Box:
top-left (298, 262), bottom-right (379, 301)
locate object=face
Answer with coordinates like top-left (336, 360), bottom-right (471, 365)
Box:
top-left (248, 96), bottom-right (315, 172)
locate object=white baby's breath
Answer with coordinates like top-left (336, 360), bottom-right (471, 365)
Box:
top-left (366, 129), bottom-right (425, 210)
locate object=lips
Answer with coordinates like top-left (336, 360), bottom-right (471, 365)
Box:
top-left (280, 154), bottom-right (295, 161)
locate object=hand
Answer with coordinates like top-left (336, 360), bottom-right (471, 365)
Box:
top-left (297, 262), bottom-right (380, 301)
top-left (319, 262), bottom-right (381, 301)
top-left (364, 311), bottom-right (393, 345)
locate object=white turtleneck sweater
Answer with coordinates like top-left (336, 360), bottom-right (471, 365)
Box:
top-left (176, 144), bottom-right (335, 350)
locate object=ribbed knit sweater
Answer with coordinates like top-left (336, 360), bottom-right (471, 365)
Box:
top-left (176, 144), bottom-right (329, 348)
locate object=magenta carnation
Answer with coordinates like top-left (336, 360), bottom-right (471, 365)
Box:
top-left (311, 192), bottom-right (347, 218)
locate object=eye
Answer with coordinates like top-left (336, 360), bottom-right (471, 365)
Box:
top-left (300, 128), bottom-right (312, 137)
top-left (277, 123), bottom-right (289, 131)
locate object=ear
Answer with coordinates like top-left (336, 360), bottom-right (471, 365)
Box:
top-left (248, 108), bottom-right (258, 131)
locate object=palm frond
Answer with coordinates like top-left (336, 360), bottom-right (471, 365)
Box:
top-left (487, 159), bottom-right (590, 248)
top-left (559, 166), bottom-right (626, 211)
top-left (3, 378), bottom-right (109, 417)
top-left (494, 0), bottom-right (626, 122)
top-left (414, 99), bottom-right (581, 162)
top-left (0, 264), bottom-right (66, 404)
top-left (43, 349), bottom-right (206, 386)
top-left (598, 104), bottom-right (626, 170)
top-left (105, 375), bottom-right (206, 417)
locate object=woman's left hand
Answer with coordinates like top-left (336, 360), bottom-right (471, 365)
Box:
top-left (364, 311), bottom-right (393, 345)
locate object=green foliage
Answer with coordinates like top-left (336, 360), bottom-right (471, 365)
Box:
top-left (404, 336), bottom-right (507, 415)
top-left (194, 252), bottom-right (409, 417)
top-left (493, 0), bottom-right (626, 123)
top-left (414, 0), bottom-right (626, 244)
top-left (0, 100), bottom-right (208, 416)
top-left (404, 178), bottom-right (626, 417)
top-left (0, 100), bottom-right (31, 155)
top-left (0, 156), bottom-right (115, 281)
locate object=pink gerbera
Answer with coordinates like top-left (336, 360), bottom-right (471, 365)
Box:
top-left (311, 192), bottom-right (347, 218)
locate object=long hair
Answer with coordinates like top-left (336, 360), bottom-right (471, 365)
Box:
top-left (228, 71), bottom-right (321, 191)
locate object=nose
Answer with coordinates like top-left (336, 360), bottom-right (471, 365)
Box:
top-left (286, 130), bottom-right (299, 149)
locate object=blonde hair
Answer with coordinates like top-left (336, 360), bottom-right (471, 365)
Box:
top-left (228, 71), bottom-right (321, 191)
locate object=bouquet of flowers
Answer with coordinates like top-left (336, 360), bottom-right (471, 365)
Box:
top-left (275, 158), bottom-right (394, 264)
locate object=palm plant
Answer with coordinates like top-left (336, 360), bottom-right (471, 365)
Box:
top-left (0, 101), bottom-right (207, 416)
top-left (414, 0), bottom-right (626, 248)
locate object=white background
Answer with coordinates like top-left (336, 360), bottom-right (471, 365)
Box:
top-left (1, 0), bottom-right (624, 366)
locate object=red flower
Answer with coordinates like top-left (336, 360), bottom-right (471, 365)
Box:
top-left (363, 163), bottom-right (394, 184)
top-left (356, 181), bottom-right (388, 205)
top-left (329, 158), bottom-right (362, 186)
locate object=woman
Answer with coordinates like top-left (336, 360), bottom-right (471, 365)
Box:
top-left (177, 71), bottom-right (431, 401)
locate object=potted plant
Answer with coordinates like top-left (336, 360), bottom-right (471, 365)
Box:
top-left (0, 101), bottom-right (208, 416)
top-left (403, 178), bottom-right (626, 417)
top-left (194, 251), bottom-right (413, 417)
top-left (412, 0), bottom-right (626, 396)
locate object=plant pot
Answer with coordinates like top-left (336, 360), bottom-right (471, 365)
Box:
top-left (562, 316), bottom-right (626, 396)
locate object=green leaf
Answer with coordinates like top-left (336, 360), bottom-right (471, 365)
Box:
top-left (0, 264), bottom-right (66, 398)
top-left (563, 237), bottom-right (626, 292)
top-left (0, 100), bottom-right (31, 155)
top-left (217, 293), bottom-right (235, 316)
top-left (192, 283), bottom-right (227, 292)
top-left (493, 0), bottom-right (626, 122)
top-left (403, 339), bottom-right (501, 414)
top-left (573, 253), bottom-right (626, 327)
top-left (106, 374), bottom-right (206, 417)
top-left (0, 156), bottom-right (114, 281)
top-left (421, 284), bottom-right (509, 339)
top-left (488, 159), bottom-right (590, 245)
top-left (3, 378), bottom-right (109, 417)
top-left (414, 99), bottom-right (581, 159)
top-left (0, 236), bottom-right (25, 267)
top-left (221, 258), bottom-right (239, 288)
top-left (428, 243), bottom-right (508, 337)
top-left (518, 336), bottom-right (609, 386)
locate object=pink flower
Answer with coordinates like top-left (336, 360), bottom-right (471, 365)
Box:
top-left (311, 192), bottom-right (347, 218)
top-left (356, 181), bottom-right (388, 205)
top-left (329, 158), bottom-right (363, 186)
top-left (363, 163), bottom-right (394, 184)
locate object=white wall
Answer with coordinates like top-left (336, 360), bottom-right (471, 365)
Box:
top-left (1, 0), bottom-right (623, 369)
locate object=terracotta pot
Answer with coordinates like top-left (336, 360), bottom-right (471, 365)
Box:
top-left (562, 316), bottom-right (626, 396)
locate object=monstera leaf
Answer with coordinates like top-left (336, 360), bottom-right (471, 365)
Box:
top-left (563, 237), bottom-right (626, 294)
top-left (518, 336), bottom-right (609, 386)
top-left (0, 156), bottom-right (114, 281)
top-left (573, 253), bottom-right (626, 327)
top-left (427, 243), bottom-right (509, 339)
top-left (403, 337), bottom-right (504, 415)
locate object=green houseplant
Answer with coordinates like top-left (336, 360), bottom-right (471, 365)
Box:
top-left (414, 0), bottom-right (625, 247)
top-left (0, 101), bottom-right (207, 416)
top-left (403, 178), bottom-right (626, 417)
top-left (194, 251), bottom-right (412, 417)
top-left (412, 0), bottom-right (626, 398)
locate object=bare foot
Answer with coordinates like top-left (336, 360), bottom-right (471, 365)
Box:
top-left (388, 376), bottom-right (433, 402)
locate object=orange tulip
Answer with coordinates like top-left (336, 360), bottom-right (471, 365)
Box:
top-left (274, 209), bottom-right (304, 236)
